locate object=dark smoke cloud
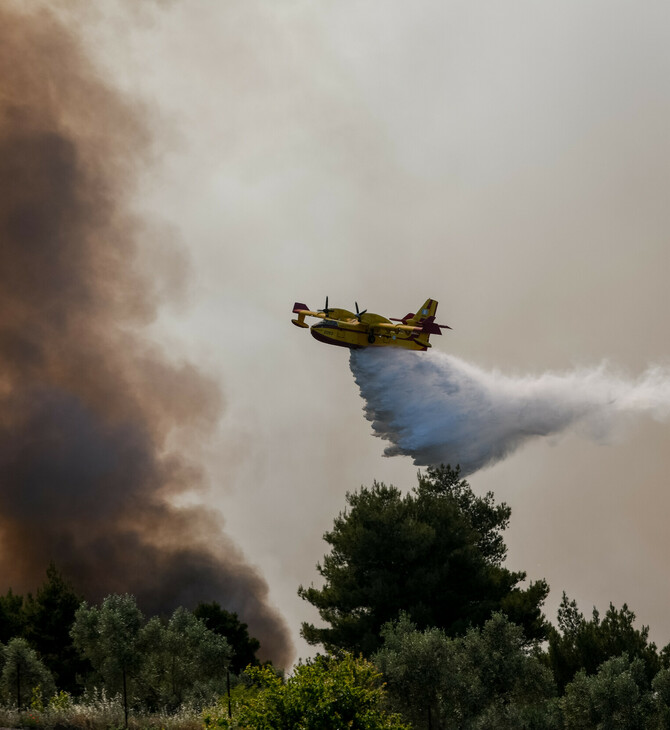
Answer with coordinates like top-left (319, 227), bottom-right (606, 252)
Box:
top-left (0, 5), bottom-right (292, 665)
top-left (351, 349), bottom-right (670, 475)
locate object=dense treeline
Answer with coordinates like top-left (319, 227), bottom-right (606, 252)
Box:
top-left (292, 466), bottom-right (670, 730)
top-left (3, 466), bottom-right (670, 729)
top-left (0, 566), bottom-right (261, 721)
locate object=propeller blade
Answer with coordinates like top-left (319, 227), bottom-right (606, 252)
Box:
top-left (319, 296), bottom-right (332, 316)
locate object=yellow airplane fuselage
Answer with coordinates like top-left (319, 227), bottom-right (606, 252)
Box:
top-left (310, 318), bottom-right (430, 351)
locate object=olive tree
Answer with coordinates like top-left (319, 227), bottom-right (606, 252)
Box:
top-left (0, 637), bottom-right (54, 708)
top-left (140, 607), bottom-right (231, 709)
top-left (71, 594), bottom-right (144, 726)
top-left (375, 612), bottom-right (557, 729)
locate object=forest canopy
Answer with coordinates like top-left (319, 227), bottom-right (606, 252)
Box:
top-left (1, 468), bottom-right (669, 729)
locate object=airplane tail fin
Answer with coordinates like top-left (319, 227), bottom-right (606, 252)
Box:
top-left (404, 299), bottom-right (439, 326)
top-left (291, 302), bottom-right (310, 328)
top-left (405, 299), bottom-right (451, 347)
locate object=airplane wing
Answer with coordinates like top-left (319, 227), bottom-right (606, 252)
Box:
top-left (327, 308), bottom-right (356, 321)
top-left (371, 316), bottom-right (449, 336)
top-left (292, 303), bottom-right (356, 322)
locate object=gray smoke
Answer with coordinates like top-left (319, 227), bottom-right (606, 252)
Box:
top-left (0, 3), bottom-right (292, 666)
top-left (350, 349), bottom-right (670, 475)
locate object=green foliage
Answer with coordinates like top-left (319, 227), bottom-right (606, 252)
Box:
top-left (299, 465), bottom-right (549, 655)
top-left (375, 612), bottom-right (556, 729)
top-left (0, 565), bottom-right (88, 694)
top-left (547, 593), bottom-right (660, 691)
top-left (24, 563), bottom-right (88, 693)
top-left (561, 654), bottom-right (654, 729)
top-left (193, 602), bottom-right (260, 674)
top-left (0, 590), bottom-right (25, 645)
top-left (452, 614), bottom-right (557, 729)
top-left (0, 570), bottom-right (250, 709)
top-left (71, 596), bottom-right (232, 717)
top-left (0, 637), bottom-right (54, 709)
top-left (71, 593), bottom-right (145, 725)
top-left (651, 668), bottom-right (670, 728)
top-left (202, 681), bottom-right (263, 728)
top-left (139, 607), bottom-right (231, 710)
top-left (373, 612), bottom-right (452, 729)
top-left (71, 594), bottom-right (145, 688)
top-left (30, 684), bottom-right (44, 712)
top-left (49, 689), bottom-right (72, 710)
top-left (204, 654), bottom-right (410, 730)
top-left (4, 470), bottom-right (670, 730)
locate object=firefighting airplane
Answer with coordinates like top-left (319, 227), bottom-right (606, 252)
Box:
top-left (291, 297), bottom-right (450, 351)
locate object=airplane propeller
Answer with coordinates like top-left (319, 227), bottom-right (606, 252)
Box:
top-left (355, 302), bottom-right (367, 321)
top-left (319, 296), bottom-right (333, 317)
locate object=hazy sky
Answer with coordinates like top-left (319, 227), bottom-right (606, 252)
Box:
top-left (20, 0), bottom-right (670, 662)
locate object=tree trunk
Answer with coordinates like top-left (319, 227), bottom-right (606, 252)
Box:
top-left (122, 668), bottom-right (128, 728)
top-left (227, 668), bottom-right (232, 719)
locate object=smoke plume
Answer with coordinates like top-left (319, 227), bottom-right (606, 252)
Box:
top-left (351, 349), bottom-right (670, 475)
top-left (0, 5), bottom-right (292, 665)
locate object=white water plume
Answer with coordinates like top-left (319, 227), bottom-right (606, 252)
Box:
top-left (350, 349), bottom-right (670, 475)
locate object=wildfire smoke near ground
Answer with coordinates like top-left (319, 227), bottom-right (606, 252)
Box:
top-left (0, 5), bottom-right (292, 665)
